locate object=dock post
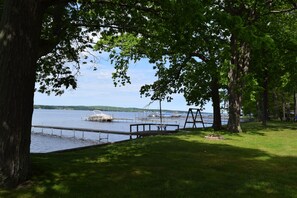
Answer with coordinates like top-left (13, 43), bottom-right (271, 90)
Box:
top-left (137, 125), bottom-right (139, 138)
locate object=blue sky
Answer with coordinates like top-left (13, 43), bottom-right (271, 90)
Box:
top-left (34, 54), bottom-right (213, 112)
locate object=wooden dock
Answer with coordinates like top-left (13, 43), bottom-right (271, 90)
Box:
top-left (32, 123), bottom-right (180, 143)
top-left (31, 125), bottom-right (130, 143)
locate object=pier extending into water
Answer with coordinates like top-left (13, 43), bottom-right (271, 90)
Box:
top-left (32, 123), bottom-right (180, 144)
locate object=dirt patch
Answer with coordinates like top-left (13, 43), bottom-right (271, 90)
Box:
top-left (204, 134), bottom-right (224, 140)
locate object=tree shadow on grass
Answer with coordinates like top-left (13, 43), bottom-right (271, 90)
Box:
top-left (1, 135), bottom-right (297, 198)
top-left (183, 121), bottom-right (297, 136)
top-left (242, 121), bottom-right (297, 133)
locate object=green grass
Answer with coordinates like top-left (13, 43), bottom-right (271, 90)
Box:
top-left (1, 121), bottom-right (297, 197)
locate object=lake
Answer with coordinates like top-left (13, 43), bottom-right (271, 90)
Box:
top-left (31, 109), bottom-right (211, 153)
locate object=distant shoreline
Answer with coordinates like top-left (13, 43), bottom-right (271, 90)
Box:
top-left (34, 105), bottom-right (187, 113)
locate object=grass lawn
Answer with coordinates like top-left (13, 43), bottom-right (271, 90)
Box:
top-left (1, 121), bottom-right (297, 197)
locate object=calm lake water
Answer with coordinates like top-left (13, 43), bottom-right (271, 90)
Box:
top-left (31, 109), bottom-right (212, 153)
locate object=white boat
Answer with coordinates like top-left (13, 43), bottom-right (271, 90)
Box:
top-left (147, 112), bottom-right (160, 118)
top-left (87, 110), bottom-right (113, 122)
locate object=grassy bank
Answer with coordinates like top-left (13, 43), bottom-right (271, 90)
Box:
top-left (1, 121), bottom-right (297, 197)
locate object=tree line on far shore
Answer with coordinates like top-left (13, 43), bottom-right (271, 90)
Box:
top-left (34, 105), bottom-right (185, 113)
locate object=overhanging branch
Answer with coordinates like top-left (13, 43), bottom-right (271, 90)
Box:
top-left (40, 0), bottom-right (162, 16)
top-left (191, 51), bottom-right (209, 62)
top-left (263, 3), bottom-right (297, 16)
top-left (270, 6), bottom-right (297, 14)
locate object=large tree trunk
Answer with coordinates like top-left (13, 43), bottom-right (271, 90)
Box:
top-left (227, 35), bottom-right (250, 133)
top-left (0, 0), bottom-right (43, 188)
top-left (211, 76), bottom-right (222, 131)
top-left (227, 81), bottom-right (242, 132)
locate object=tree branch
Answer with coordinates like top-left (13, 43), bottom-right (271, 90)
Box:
top-left (38, 3), bottom-right (68, 58)
top-left (191, 51), bottom-right (209, 62)
top-left (270, 6), bottom-right (297, 14)
top-left (263, 3), bottom-right (297, 16)
top-left (38, 39), bottom-right (60, 58)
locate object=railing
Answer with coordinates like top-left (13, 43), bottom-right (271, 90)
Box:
top-left (129, 123), bottom-right (180, 139)
top-left (31, 125), bottom-right (132, 143)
